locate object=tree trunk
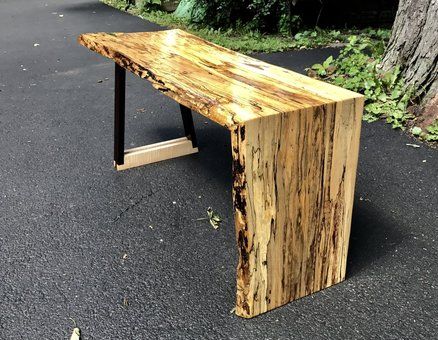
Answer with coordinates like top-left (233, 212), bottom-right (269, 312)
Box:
top-left (382, 0), bottom-right (438, 105)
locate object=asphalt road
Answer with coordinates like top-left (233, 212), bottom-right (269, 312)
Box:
top-left (0, 0), bottom-right (437, 339)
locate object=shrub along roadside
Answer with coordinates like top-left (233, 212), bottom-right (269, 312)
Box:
top-left (102, 0), bottom-right (387, 53)
top-left (309, 36), bottom-right (438, 143)
top-left (196, 0), bottom-right (301, 34)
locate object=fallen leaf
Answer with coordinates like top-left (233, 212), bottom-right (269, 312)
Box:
top-left (123, 297), bottom-right (129, 307)
top-left (70, 328), bottom-right (81, 340)
top-left (207, 207), bottom-right (222, 230)
top-left (69, 319), bottom-right (81, 340)
top-left (210, 220), bottom-right (220, 229)
top-left (411, 127), bottom-right (422, 136)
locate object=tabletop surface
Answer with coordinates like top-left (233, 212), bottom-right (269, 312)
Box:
top-left (78, 29), bottom-right (361, 128)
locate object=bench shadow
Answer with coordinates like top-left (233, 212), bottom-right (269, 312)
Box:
top-left (347, 199), bottom-right (407, 278)
top-left (151, 112), bottom-right (233, 189)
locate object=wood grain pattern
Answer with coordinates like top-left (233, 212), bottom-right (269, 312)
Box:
top-left (78, 29), bottom-right (364, 318)
top-left (232, 97), bottom-right (363, 317)
top-left (78, 29), bottom-right (361, 129)
top-left (115, 137), bottom-right (198, 171)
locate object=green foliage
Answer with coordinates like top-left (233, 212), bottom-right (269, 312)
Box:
top-left (292, 30), bottom-right (341, 48)
top-left (197, 0), bottom-right (300, 34)
top-left (425, 120), bottom-right (438, 142)
top-left (195, 28), bottom-right (361, 53)
top-left (409, 120), bottom-right (438, 142)
top-left (104, 0), bottom-right (131, 10)
top-left (310, 35), bottom-right (414, 129)
top-left (411, 126), bottom-right (423, 136)
top-left (279, 14), bottom-right (301, 35)
top-left (193, 28), bottom-right (295, 53)
top-left (138, 9), bottom-right (301, 53)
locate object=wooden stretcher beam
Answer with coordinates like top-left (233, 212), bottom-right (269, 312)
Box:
top-left (115, 137), bottom-right (198, 171)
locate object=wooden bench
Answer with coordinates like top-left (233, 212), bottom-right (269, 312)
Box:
top-left (78, 29), bottom-right (364, 318)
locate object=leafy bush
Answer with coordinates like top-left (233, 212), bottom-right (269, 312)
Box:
top-left (197, 0), bottom-right (300, 34)
top-left (309, 33), bottom-right (414, 129)
top-left (425, 120), bottom-right (438, 141)
top-left (409, 120), bottom-right (438, 142)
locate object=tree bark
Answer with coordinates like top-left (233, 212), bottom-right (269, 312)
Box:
top-left (382, 0), bottom-right (438, 104)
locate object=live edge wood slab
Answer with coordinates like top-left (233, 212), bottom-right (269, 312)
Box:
top-left (78, 29), bottom-right (364, 318)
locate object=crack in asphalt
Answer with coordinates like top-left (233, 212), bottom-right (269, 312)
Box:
top-left (112, 190), bottom-right (155, 222)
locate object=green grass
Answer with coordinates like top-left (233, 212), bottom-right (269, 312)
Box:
top-left (101, 0), bottom-right (389, 54)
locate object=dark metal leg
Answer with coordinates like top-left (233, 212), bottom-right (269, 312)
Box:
top-left (180, 104), bottom-right (198, 148)
top-left (114, 63), bottom-right (126, 165)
